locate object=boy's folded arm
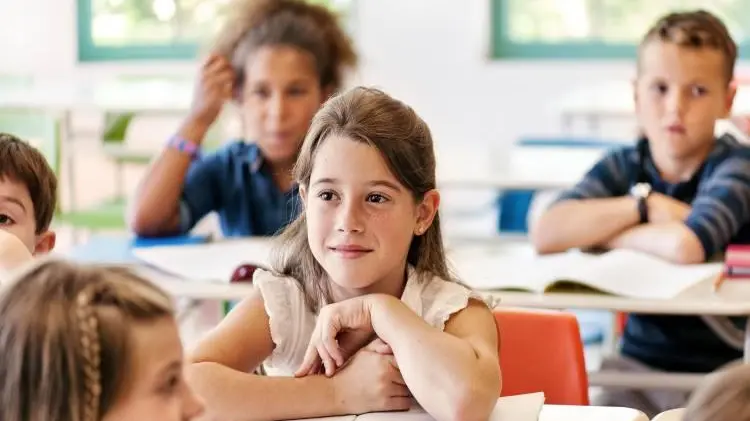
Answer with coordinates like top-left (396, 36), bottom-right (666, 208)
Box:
top-left (681, 154), bottom-right (750, 262)
top-left (608, 155), bottom-right (750, 264)
top-left (531, 197), bottom-right (640, 254)
top-left (530, 149), bottom-right (637, 254)
top-left (606, 222), bottom-right (705, 264)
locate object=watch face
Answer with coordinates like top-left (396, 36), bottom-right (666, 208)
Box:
top-left (631, 183), bottom-right (651, 197)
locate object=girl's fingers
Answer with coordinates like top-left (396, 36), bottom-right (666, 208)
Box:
top-left (317, 343), bottom-right (338, 377)
top-left (366, 338), bottom-right (393, 355)
top-left (323, 328), bottom-right (344, 367)
top-left (294, 345), bottom-right (320, 377)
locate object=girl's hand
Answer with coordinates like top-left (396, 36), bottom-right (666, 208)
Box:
top-left (330, 346), bottom-right (411, 415)
top-left (187, 54), bottom-right (235, 135)
top-left (295, 296), bottom-right (379, 377)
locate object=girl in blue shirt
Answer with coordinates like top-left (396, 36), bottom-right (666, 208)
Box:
top-left (129, 0), bottom-right (358, 238)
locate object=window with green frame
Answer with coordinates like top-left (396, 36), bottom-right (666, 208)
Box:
top-left (491, 0), bottom-right (750, 59)
top-left (77, 0), bottom-right (352, 62)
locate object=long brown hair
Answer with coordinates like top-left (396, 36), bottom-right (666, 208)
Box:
top-left (211, 0), bottom-right (358, 94)
top-left (270, 87), bottom-right (454, 312)
top-left (0, 259), bottom-right (174, 421)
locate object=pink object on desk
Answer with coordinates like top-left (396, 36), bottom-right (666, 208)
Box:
top-left (720, 244), bottom-right (750, 280)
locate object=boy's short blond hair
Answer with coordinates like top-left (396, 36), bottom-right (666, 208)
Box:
top-left (639, 10), bottom-right (737, 84)
top-left (0, 133), bottom-right (57, 233)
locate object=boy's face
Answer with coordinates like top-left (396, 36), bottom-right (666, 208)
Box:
top-left (0, 177), bottom-right (54, 255)
top-left (634, 40), bottom-right (735, 163)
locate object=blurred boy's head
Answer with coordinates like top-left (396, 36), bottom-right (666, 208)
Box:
top-left (635, 10), bottom-right (736, 167)
top-left (0, 133), bottom-right (56, 255)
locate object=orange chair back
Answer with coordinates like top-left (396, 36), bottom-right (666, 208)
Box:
top-left (494, 308), bottom-right (589, 405)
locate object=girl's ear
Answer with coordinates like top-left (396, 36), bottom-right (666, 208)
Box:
top-left (414, 190), bottom-right (440, 236)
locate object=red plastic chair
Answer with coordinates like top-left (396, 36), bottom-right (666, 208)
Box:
top-left (494, 308), bottom-right (589, 405)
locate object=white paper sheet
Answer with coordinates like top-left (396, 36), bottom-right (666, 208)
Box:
top-left (131, 238), bottom-right (274, 282)
top-left (356, 393), bottom-right (545, 421)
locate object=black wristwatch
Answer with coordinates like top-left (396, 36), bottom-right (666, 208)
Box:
top-left (630, 182), bottom-right (652, 223)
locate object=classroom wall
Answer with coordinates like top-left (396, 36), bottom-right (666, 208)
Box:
top-left (4, 0), bottom-right (746, 236)
top-left (0, 0), bottom-right (643, 151)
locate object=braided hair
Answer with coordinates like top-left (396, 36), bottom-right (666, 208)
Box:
top-left (0, 259), bottom-right (173, 421)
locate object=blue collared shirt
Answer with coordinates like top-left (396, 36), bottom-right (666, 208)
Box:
top-left (178, 141), bottom-right (301, 237)
top-left (555, 134), bottom-right (750, 372)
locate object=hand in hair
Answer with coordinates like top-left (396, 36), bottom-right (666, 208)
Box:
top-left (188, 54), bottom-right (235, 134)
top-left (0, 230), bottom-right (32, 273)
top-left (295, 295), bottom-right (379, 377)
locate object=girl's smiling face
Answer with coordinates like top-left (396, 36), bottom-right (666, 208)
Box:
top-left (302, 134), bottom-right (439, 299)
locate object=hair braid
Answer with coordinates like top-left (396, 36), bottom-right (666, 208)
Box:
top-left (76, 285), bottom-right (102, 421)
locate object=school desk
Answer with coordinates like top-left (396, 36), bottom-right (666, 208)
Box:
top-left (284, 405), bottom-right (649, 421)
top-left (66, 230), bottom-right (750, 394)
top-left (63, 234), bottom-right (209, 264)
top-left (536, 405), bottom-right (649, 421)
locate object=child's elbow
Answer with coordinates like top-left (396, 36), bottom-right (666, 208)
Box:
top-left (126, 204), bottom-right (174, 238)
top-left (450, 391), bottom-right (497, 421)
top-left (449, 375), bottom-right (499, 421)
top-left (670, 231), bottom-right (706, 265)
top-left (530, 223), bottom-right (566, 255)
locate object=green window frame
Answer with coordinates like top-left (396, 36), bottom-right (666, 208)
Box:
top-left (490, 0), bottom-right (750, 60)
top-left (77, 0), bottom-right (204, 62)
top-left (78, 0), bottom-right (351, 62)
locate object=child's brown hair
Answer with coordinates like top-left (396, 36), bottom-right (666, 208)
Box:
top-left (0, 259), bottom-right (174, 421)
top-left (639, 10), bottom-right (737, 84)
top-left (0, 133), bottom-right (57, 233)
top-left (212, 0), bottom-right (357, 94)
top-left (684, 361), bottom-right (750, 421)
top-left (270, 87), bottom-right (454, 311)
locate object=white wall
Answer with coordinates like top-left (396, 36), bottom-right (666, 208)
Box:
top-left (0, 0), bottom-right (643, 147)
top-left (6, 0), bottom-right (745, 237)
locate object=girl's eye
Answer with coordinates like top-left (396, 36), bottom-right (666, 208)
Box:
top-left (367, 194), bottom-right (388, 203)
top-left (318, 191), bottom-right (336, 201)
top-left (0, 214), bottom-right (14, 225)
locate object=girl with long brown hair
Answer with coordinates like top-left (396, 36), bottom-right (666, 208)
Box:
top-left (189, 87), bottom-right (501, 421)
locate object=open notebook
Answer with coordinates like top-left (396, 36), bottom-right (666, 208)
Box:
top-left (357, 393), bottom-right (545, 421)
top-left (131, 238), bottom-right (273, 282)
top-left (450, 247), bottom-right (722, 300)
